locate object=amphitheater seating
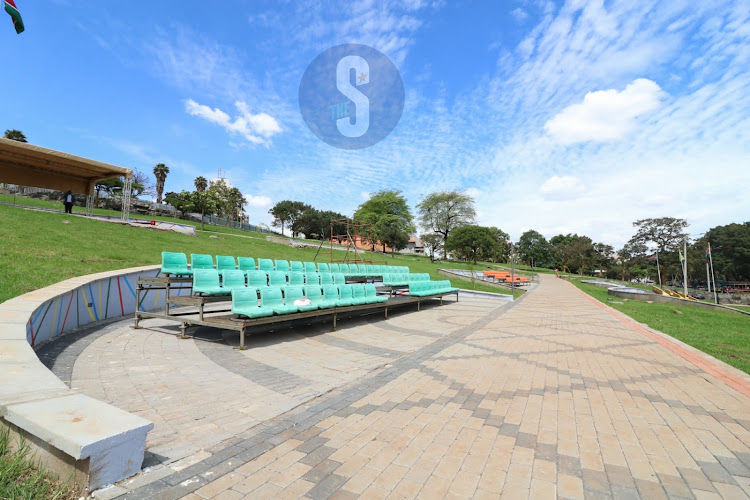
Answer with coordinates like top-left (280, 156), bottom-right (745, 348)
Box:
top-left (305, 272), bottom-right (320, 285)
top-left (319, 272), bottom-right (333, 285)
top-left (408, 280), bottom-right (459, 297)
top-left (275, 259), bottom-right (290, 272)
top-left (288, 271), bottom-right (305, 286)
top-left (304, 262), bottom-right (317, 274)
top-left (191, 253), bottom-right (214, 271)
top-left (260, 287), bottom-right (298, 315)
top-left (222, 270), bottom-right (247, 292)
top-left (247, 270), bottom-right (268, 291)
top-left (232, 289), bottom-right (273, 319)
top-left (322, 284), bottom-right (340, 304)
top-left (216, 255), bottom-right (237, 276)
top-left (365, 283), bottom-right (388, 303)
top-left (317, 263), bottom-right (329, 273)
top-left (284, 286), bottom-right (318, 312)
top-left (258, 258), bottom-right (275, 272)
top-left (238, 257), bottom-right (256, 273)
top-left (193, 269), bottom-right (226, 295)
top-left (336, 284), bottom-right (356, 307)
top-left (305, 285), bottom-right (337, 309)
top-left (268, 271), bottom-right (287, 287)
top-left (290, 261), bottom-right (304, 272)
top-left (161, 251), bottom-right (192, 276)
top-left (333, 273), bottom-right (346, 284)
top-left (329, 263), bottom-right (340, 273)
top-left (351, 284), bottom-right (369, 305)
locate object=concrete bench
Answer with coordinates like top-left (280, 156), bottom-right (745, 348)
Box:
top-left (0, 267), bottom-right (158, 492)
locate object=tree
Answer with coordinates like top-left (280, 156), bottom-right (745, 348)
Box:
top-left (164, 190), bottom-right (194, 218)
top-left (550, 233), bottom-right (596, 274)
top-left (130, 169), bottom-right (154, 198)
top-left (617, 240), bottom-right (649, 281)
top-left (702, 222), bottom-right (750, 281)
top-left (226, 187), bottom-right (246, 227)
top-left (629, 217), bottom-right (688, 285)
top-left (193, 176), bottom-right (209, 230)
top-left (516, 230), bottom-right (554, 269)
top-left (153, 163), bottom-right (170, 204)
top-left (94, 177), bottom-right (123, 202)
top-left (3, 129), bottom-right (27, 142)
top-left (422, 233), bottom-right (443, 261)
top-left (268, 200), bottom-right (307, 237)
top-left (593, 242), bottom-right (615, 277)
top-left (374, 215), bottom-right (410, 254)
top-left (417, 191), bottom-right (476, 259)
top-left (444, 225), bottom-right (497, 263)
top-left (354, 190), bottom-right (414, 252)
top-left (485, 227), bottom-right (511, 263)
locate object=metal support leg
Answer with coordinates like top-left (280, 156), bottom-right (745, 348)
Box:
top-left (418, 299), bottom-right (421, 312)
top-left (384, 306), bottom-right (388, 320)
top-left (440, 296), bottom-right (444, 305)
top-left (85, 194), bottom-right (94, 216)
top-left (165, 280), bottom-right (170, 316)
top-left (199, 300), bottom-right (204, 321)
top-left (133, 313), bottom-right (141, 329)
top-left (179, 322), bottom-right (188, 339)
top-left (333, 311), bottom-right (337, 331)
top-left (238, 327), bottom-right (246, 350)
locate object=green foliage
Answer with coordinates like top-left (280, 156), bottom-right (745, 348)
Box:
top-left (94, 177), bottom-right (123, 200)
top-left (3, 129), bottom-right (27, 142)
top-left (0, 427), bottom-right (77, 500)
top-left (702, 222), bottom-right (750, 281)
top-left (550, 233), bottom-right (596, 274)
top-left (417, 191), bottom-right (476, 258)
top-left (354, 190), bottom-right (415, 252)
top-left (164, 190), bottom-right (194, 218)
top-left (445, 225), bottom-right (497, 263)
top-left (516, 230), bottom-right (555, 268)
top-left (268, 200), bottom-right (308, 237)
top-left (152, 163), bottom-right (170, 204)
top-left (572, 279), bottom-right (750, 374)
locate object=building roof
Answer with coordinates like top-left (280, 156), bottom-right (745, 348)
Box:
top-left (0, 137), bottom-right (132, 195)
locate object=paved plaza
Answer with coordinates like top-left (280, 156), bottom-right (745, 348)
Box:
top-left (40, 276), bottom-right (750, 499)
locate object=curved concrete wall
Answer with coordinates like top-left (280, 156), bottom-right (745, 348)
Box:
top-left (0, 265), bottom-right (165, 492)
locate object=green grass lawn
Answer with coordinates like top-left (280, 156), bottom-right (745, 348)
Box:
top-left (0, 428), bottom-right (77, 500)
top-left (571, 278), bottom-right (750, 374)
top-left (0, 204), bottom-right (518, 303)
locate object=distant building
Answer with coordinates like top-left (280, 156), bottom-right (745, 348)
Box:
top-left (401, 235), bottom-right (425, 254)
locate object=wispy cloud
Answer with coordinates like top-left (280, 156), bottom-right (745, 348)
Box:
top-left (185, 99), bottom-right (282, 146)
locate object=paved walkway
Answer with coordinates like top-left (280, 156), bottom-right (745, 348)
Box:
top-left (55, 276), bottom-right (750, 499)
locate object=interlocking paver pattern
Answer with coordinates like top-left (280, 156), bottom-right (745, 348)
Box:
top-left (53, 275), bottom-right (750, 498)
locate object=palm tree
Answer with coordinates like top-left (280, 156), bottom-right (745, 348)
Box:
top-left (194, 176), bottom-right (207, 192)
top-left (153, 163), bottom-right (170, 204)
top-left (194, 176), bottom-right (209, 230)
top-left (4, 129), bottom-right (27, 142)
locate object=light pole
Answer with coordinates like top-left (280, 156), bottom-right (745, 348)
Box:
top-left (510, 243), bottom-right (515, 300)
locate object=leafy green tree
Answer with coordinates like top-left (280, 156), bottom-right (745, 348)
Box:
top-left (485, 227), bottom-right (511, 263)
top-left (702, 222), bottom-right (750, 281)
top-left (628, 217), bottom-right (688, 285)
top-left (417, 191), bottom-right (476, 259)
top-left (193, 176), bottom-right (209, 230)
top-left (164, 190), bottom-right (194, 218)
top-left (3, 129), bottom-right (27, 142)
top-left (268, 200), bottom-right (308, 237)
top-left (153, 163), bottom-right (170, 204)
top-left (374, 215), bottom-right (411, 254)
top-left (94, 177), bottom-right (123, 202)
top-left (550, 233), bottom-right (596, 274)
top-left (354, 190), bottom-right (414, 252)
top-left (593, 243), bottom-right (615, 277)
top-left (617, 241), bottom-right (649, 281)
top-left (422, 233), bottom-right (443, 261)
top-left (445, 225), bottom-right (497, 263)
top-left (516, 230), bottom-right (554, 268)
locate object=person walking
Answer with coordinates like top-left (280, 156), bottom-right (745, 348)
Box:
top-left (63, 190), bottom-right (75, 214)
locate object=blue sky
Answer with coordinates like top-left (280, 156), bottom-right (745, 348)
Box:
top-left (2, 0), bottom-right (748, 247)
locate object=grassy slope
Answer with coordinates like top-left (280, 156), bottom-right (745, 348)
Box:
top-left (0, 204), bottom-right (516, 303)
top-left (571, 278), bottom-right (750, 374)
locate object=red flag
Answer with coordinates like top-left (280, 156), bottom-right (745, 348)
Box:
top-left (4, 0), bottom-right (24, 34)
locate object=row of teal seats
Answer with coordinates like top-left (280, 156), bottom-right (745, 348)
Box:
top-left (161, 252), bottom-right (409, 277)
top-left (408, 281), bottom-right (459, 297)
top-left (231, 283), bottom-right (388, 319)
top-left (381, 273), bottom-right (431, 287)
top-left (193, 269), bottom-right (359, 295)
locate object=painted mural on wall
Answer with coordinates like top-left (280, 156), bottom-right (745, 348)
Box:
top-left (25, 268), bottom-right (190, 347)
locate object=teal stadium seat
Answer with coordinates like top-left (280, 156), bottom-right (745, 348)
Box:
top-left (305, 285), bottom-right (336, 309)
top-left (221, 270), bottom-right (247, 292)
top-left (191, 253), bottom-right (214, 271)
top-left (238, 257), bottom-right (256, 273)
top-left (284, 286), bottom-right (318, 312)
top-left (268, 271), bottom-right (287, 287)
top-left (290, 261), bottom-right (304, 272)
top-left (319, 272), bottom-right (333, 285)
top-left (258, 258), bottom-right (274, 272)
top-left (288, 271), bottom-right (305, 286)
top-left (338, 263), bottom-right (349, 273)
top-left (231, 289), bottom-right (273, 319)
top-left (246, 271), bottom-right (268, 291)
top-left (365, 265), bottom-right (375, 274)
top-left (261, 287), bottom-right (298, 315)
top-left (193, 269), bottom-right (225, 295)
top-left (351, 284), bottom-right (369, 305)
top-left (317, 263), bottom-right (329, 273)
top-left (328, 263), bottom-right (340, 273)
top-left (305, 272), bottom-right (320, 285)
top-left (161, 252), bottom-right (192, 276)
top-left (322, 284), bottom-right (340, 305)
top-left (275, 260), bottom-right (290, 272)
top-left (337, 284), bottom-right (356, 307)
top-left (304, 262), bottom-right (317, 274)
top-left (216, 255), bottom-right (237, 276)
top-left (365, 284), bottom-right (388, 303)
top-left (333, 273), bottom-right (346, 285)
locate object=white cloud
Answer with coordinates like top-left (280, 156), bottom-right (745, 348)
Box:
top-left (244, 194), bottom-right (272, 208)
top-left (511, 8), bottom-right (528, 22)
top-left (544, 79), bottom-right (665, 144)
top-left (540, 176), bottom-right (586, 201)
top-left (185, 99), bottom-right (282, 146)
